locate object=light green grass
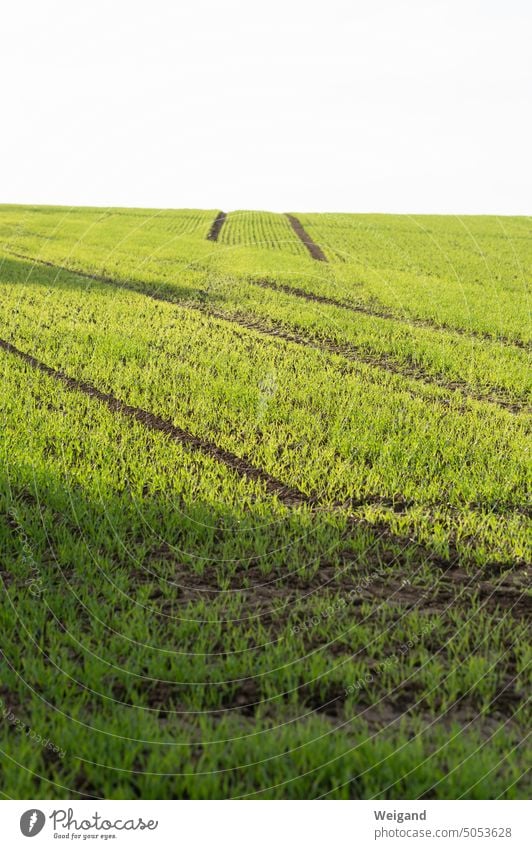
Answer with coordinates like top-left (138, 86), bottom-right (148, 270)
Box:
top-left (0, 205), bottom-right (530, 799)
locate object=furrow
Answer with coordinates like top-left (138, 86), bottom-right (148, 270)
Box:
top-left (207, 211), bottom-right (227, 242)
top-left (146, 547), bottom-right (532, 621)
top-left (252, 277), bottom-right (531, 353)
top-left (5, 250), bottom-right (528, 415)
top-left (201, 309), bottom-right (528, 415)
top-left (0, 337), bottom-right (307, 506)
top-left (285, 214), bottom-right (328, 261)
top-left (0, 336), bottom-right (411, 515)
top-left (0, 336), bottom-right (524, 579)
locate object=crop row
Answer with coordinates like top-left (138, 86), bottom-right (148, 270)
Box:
top-left (2, 206), bottom-right (529, 348)
top-left (1, 205), bottom-right (530, 801)
top-left (4, 246), bottom-right (530, 410)
top-left (0, 257), bottom-right (529, 565)
top-left (215, 210), bottom-right (307, 256)
top-left (295, 212), bottom-right (531, 343)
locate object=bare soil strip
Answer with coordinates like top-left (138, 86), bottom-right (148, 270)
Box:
top-left (207, 211), bottom-right (227, 242)
top-left (192, 700), bottom-right (525, 735)
top-left (252, 277), bottom-right (531, 352)
top-left (5, 251), bottom-right (528, 415)
top-left (285, 214), bottom-right (328, 261)
top-left (147, 545), bottom-right (531, 620)
top-left (114, 671), bottom-right (524, 725)
top-left (99, 668), bottom-right (527, 737)
top-left (11, 488), bottom-right (526, 616)
top-left (101, 619), bottom-right (525, 722)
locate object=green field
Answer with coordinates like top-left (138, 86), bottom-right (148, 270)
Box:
top-left (0, 205), bottom-right (530, 799)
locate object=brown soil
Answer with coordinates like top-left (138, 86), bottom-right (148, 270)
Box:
top-left (0, 336), bottom-right (309, 507)
top-left (143, 545), bottom-right (531, 621)
top-left (109, 668), bottom-right (526, 728)
top-left (11, 488), bottom-right (526, 626)
top-left (207, 211), bottom-right (227, 242)
top-left (285, 214), bottom-right (328, 261)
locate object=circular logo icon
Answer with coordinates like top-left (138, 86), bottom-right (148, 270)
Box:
top-left (20, 810), bottom-right (46, 837)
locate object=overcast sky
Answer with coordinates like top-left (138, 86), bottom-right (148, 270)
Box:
top-left (1, 0), bottom-right (530, 214)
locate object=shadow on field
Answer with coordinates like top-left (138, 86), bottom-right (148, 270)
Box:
top-left (0, 464), bottom-right (528, 800)
top-left (0, 252), bottom-right (200, 304)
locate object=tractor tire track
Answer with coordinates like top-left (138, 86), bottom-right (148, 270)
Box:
top-left (207, 211), bottom-right (227, 242)
top-left (5, 250), bottom-right (528, 415)
top-left (0, 335), bottom-right (411, 516)
top-left (285, 214), bottom-right (328, 261)
top-left (1, 335), bottom-right (524, 580)
top-left (0, 337), bottom-right (307, 508)
top-left (252, 277), bottom-right (531, 353)
top-left (198, 308), bottom-right (528, 415)
top-left (0, 336), bottom-right (421, 517)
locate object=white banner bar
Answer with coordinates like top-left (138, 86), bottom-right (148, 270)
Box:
top-left (0, 800), bottom-right (529, 848)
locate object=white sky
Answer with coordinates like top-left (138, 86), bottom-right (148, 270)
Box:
top-left (1, 0), bottom-right (531, 214)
